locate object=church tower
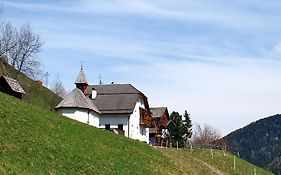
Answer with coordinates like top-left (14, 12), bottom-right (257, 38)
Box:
top-left (75, 66), bottom-right (88, 94)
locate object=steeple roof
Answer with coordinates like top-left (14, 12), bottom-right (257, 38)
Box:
top-left (75, 66), bottom-right (88, 84)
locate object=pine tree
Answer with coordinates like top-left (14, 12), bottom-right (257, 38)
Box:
top-left (183, 110), bottom-right (193, 141)
top-left (170, 111), bottom-right (185, 147)
top-left (169, 111), bottom-right (193, 147)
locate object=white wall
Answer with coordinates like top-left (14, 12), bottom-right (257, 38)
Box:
top-left (57, 97), bottom-right (150, 144)
top-left (129, 97), bottom-right (150, 143)
top-left (97, 97), bottom-right (150, 143)
top-left (99, 114), bottom-right (129, 136)
top-left (57, 108), bottom-right (100, 127)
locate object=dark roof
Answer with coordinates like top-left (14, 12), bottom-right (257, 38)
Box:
top-left (75, 67), bottom-right (88, 84)
top-left (55, 88), bottom-right (100, 114)
top-left (91, 84), bottom-right (141, 95)
top-left (91, 84), bottom-right (148, 114)
top-left (150, 107), bottom-right (168, 118)
top-left (1, 75), bottom-right (25, 94)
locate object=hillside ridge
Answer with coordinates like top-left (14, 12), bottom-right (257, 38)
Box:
top-left (224, 114), bottom-right (281, 174)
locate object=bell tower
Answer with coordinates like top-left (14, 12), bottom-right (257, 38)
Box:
top-left (75, 66), bottom-right (88, 94)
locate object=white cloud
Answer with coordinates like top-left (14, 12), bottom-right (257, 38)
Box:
top-left (109, 58), bottom-right (281, 135)
top-left (3, 0), bottom-right (279, 30)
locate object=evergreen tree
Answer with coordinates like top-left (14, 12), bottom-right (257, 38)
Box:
top-left (169, 111), bottom-right (185, 147)
top-left (169, 110), bottom-right (193, 148)
top-left (183, 110), bottom-right (192, 141)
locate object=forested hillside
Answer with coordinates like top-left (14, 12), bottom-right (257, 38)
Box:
top-left (224, 114), bottom-right (281, 174)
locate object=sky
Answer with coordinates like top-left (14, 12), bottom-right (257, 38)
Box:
top-left (1, 0), bottom-right (281, 136)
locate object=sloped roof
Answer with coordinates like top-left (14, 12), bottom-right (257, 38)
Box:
top-left (75, 67), bottom-right (88, 84)
top-left (1, 75), bottom-right (25, 94)
top-left (92, 84), bottom-right (141, 95)
top-left (90, 84), bottom-right (148, 114)
top-left (55, 88), bottom-right (100, 114)
top-left (150, 107), bottom-right (168, 118)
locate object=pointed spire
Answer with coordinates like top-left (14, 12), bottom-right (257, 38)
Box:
top-left (75, 66), bottom-right (88, 84)
top-left (80, 61), bottom-right (84, 70)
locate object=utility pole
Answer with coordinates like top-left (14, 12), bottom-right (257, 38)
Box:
top-left (44, 72), bottom-right (50, 87)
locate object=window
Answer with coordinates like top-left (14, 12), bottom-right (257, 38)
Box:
top-left (105, 124), bottom-right (110, 130)
top-left (141, 128), bottom-right (146, 135)
top-left (118, 124), bottom-right (123, 130)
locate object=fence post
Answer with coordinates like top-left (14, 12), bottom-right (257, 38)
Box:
top-left (211, 149), bottom-right (214, 159)
top-left (176, 141), bottom-right (179, 149)
top-left (233, 155), bottom-right (236, 170)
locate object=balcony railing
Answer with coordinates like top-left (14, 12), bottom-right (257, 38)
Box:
top-left (139, 107), bottom-right (153, 128)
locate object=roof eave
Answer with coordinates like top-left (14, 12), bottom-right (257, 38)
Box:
top-left (55, 106), bottom-right (100, 114)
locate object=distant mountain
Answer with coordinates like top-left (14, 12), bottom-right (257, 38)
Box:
top-left (224, 114), bottom-right (281, 175)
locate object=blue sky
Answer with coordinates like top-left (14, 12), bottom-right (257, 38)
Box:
top-left (1, 0), bottom-right (281, 135)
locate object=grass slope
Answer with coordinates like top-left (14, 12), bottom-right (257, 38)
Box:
top-left (0, 60), bottom-right (61, 110)
top-left (160, 148), bottom-right (273, 175)
top-left (0, 92), bottom-right (272, 174)
top-left (0, 92), bottom-right (181, 174)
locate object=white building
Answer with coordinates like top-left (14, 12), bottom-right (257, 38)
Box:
top-left (55, 67), bottom-right (152, 143)
top-left (55, 88), bottom-right (100, 127)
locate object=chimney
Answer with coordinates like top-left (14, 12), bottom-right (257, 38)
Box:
top-left (91, 88), bottom-right (97, 99)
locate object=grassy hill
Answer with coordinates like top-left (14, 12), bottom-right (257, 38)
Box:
top-left (0, 92), bottom-right (181, 174)
top-left (0, 59), bottom-right (61, 110)
top-left (0, 92), bottom-right (273, 174)
top-left (224, 114), bottom-right (281, 175)
top-left (161, 148), bottom-right (272, 175)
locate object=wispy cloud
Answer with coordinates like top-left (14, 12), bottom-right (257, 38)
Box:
top-left (3, 0), bottom-right (280, 28)
top-left (112, 58), bottom-right (281, 134)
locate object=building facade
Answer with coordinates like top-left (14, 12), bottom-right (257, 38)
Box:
top-left (55, 67), bottom-right (152, 143)
top-left (149, 107), bottom-right (170, 146)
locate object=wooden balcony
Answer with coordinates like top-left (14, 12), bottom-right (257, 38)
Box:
top-left (139, 107), bottom-right (153, 128)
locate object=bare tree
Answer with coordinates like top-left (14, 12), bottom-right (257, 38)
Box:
top-left (51, 74), bottom-right (67, 98)
top-left (0, 22), bottom-right (17, 57)
top-left (0, 21), bottom-right (43, 79)
top-left (11, 24), bottom-right (43, 78)
top-left (192, 123), bottom-right (221, 146)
